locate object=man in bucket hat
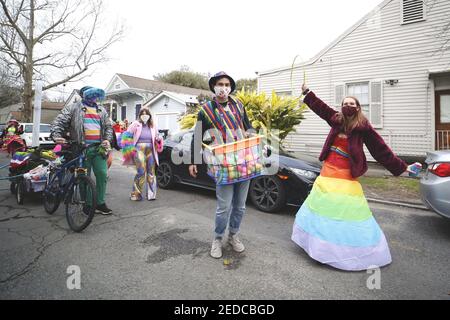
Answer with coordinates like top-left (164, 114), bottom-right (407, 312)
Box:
top-left (189, 71), bottom-right (253, 259)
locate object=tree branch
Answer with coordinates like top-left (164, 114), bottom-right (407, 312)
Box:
top-left (42, 66), bottom-right (88, 91)
top-left (0, 0), bottom-right (29, 49)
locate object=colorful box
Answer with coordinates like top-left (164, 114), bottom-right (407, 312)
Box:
top-left (203, 135), bottom-right (263, 185)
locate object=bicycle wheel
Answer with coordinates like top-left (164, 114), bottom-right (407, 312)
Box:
top-left (43, 172), bottom-right (60, 214)
top-left (16, 178), bottom-right (25, 205)
top-left (65, 175), bottom-right (97, 232)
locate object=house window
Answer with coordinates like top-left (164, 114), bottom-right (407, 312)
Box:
top-left (335, 81), bottom-right (383, 128)
top-left (111, 105), bottom-right (117, 121)
top-left (346, 83), bottom-right (369, 115)
top-left (135, 104), bottom-right (142, 120)
top-left (401, 0), bottom-right (425, 24)
top-left (115, 83), bottom-right (121, 90)
top-left (121, 106), bottom-right (127, 121)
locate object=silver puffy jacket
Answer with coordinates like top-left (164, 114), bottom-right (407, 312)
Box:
top-left (50, 101), bottom-right (113, 144)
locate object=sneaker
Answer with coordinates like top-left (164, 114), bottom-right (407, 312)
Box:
top-left (210, 239), bottom-right (223, 259)
top-left (228, 234), bottom-right (245, 253)
top-left (96, 203), bottom-right (113, 215)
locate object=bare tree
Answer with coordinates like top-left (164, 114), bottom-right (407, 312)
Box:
top-left (426, 0), bottom-right (450, 57)
top-left (0, 0), bottom-right (123, 121)
top-left (0, 62), bottom-right (21, 108)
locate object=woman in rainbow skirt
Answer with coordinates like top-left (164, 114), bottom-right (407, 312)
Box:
top-left (292, 84), bottom-right (420, 271)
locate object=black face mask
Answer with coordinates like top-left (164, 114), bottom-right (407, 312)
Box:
top-left (342, 106), bottom-right (358, 117)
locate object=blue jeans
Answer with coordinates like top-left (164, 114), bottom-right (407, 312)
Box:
top-left (215, 180), bottom-right (251, 239)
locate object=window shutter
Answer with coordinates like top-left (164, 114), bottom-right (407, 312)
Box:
top-left (370, 81), bottom-right (383, 128)
top-left (335, 84), bottom-right (345, 106)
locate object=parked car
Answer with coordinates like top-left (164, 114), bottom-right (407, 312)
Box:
top-left (156, 130), bottom-right (322, 213)
top-left (420, 150), bottom-right (450, 218)
top-left (20, 123), bottom-right (55, 148)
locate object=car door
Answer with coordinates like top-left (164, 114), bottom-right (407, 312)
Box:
top-left (170, 132), bottom-right (195, 182)
top-left (165, 132), bottom-right (184, 177)
top-left (175, 131), bottom-right (215, 187)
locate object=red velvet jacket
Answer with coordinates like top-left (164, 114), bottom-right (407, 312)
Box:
top-left (304, 91), bottom-right (407, 178)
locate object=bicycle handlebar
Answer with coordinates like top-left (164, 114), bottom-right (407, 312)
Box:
top-left (54, 141), bottom-right (103, 158)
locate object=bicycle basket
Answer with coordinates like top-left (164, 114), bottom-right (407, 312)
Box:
top-left (10, 151), bottom-right (32, 170)
top-left (202, 135), bottom-right (263, 186)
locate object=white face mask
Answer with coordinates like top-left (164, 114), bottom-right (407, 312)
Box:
top-left (214, 86), bottom-right (231, 99)
top-left (141, 115), bottom-right (150, 123)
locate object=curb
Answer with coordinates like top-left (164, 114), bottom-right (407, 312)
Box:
top-left (366, 197), bottom-right (429, 211)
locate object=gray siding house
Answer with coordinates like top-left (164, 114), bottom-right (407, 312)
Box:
top-left (143, 91), bottom-right (200, 134)
top-left (257, 0), bottom-right (450, 159)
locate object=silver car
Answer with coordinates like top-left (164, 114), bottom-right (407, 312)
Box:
top-left (420, 150), bottom-right (450, 218)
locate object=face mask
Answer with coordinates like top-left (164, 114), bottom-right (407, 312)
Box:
top-left (214, 86), bottom-right (231, 99)
top-left (342, 106), bottom-right (358, 117)
top-left (141, 115), bottom-right (150, 123)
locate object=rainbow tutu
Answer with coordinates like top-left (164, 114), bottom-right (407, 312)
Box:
top-left (291, 162), bottom-right (392, 271)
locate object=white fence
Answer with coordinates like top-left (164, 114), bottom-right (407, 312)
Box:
top-left (436, 130), bottom-right (450, 151)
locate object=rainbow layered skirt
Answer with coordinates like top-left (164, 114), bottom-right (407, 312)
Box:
top-left (291, 160), bottom-right (392, 271)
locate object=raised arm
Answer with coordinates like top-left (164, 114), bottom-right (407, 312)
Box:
top-left (363, 124), bottom-right (407, 176)
top-left (302, 85), bottom-right (338, 126)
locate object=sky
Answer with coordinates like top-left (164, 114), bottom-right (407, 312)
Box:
top-left (49, 0), bottom-right (384, 99)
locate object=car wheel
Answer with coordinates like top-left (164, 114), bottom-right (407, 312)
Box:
top-left (156, 161), bottom-right (176, 189)
top-left (250, 175), bottom-right (286, 213)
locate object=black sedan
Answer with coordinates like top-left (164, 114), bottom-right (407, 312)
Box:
top-left (156, 130), bottom-right (322, 213)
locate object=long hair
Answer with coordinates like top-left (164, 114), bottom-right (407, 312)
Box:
top-left (336, 96), bottom-right (368, 133)
top-left (138, 107), bottom-right (153, 128)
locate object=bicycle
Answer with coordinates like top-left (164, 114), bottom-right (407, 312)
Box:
top-left (43, 141), bottom-right (100, 232)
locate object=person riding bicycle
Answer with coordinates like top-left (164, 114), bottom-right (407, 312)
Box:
top-left (50, 86), bottom-right (114, 215)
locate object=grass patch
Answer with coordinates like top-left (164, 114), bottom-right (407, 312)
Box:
top-left (359, 176), bottom-right (419, 194)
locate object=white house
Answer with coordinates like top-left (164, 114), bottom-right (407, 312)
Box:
top-left (257, 0), bottom-right (450, 159)
top-left (143, 91), bottom-right (201, 134)
top-left (103, 73), bottom-right (210, 127)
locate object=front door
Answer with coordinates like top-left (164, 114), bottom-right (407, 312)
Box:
top-left (435, 90), bottom-right (450, 150)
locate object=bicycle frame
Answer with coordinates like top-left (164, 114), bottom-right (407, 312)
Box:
top-left (45, 143), bottom-right (99, 202)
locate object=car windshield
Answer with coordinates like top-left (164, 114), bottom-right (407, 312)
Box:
top-left (24, 124), bottom-right (51, 133)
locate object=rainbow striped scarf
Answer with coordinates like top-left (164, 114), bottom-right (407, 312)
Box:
top-left (200, 97), bottom-right (245, 145)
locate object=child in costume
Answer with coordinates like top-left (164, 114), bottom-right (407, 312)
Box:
top-left (1, 119), bottom-right (25, 156)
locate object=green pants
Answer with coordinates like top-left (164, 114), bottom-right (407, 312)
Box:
top-left (84, 148), bottom-right (108, 205)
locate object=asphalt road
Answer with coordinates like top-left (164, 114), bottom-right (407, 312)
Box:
top-left (0, 154), bottom-right (449, 300)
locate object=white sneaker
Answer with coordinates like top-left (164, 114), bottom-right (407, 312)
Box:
top-left (210, 239), bottom-right (223, 259)
top-left (228, 234), bottom-right (245, 253)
